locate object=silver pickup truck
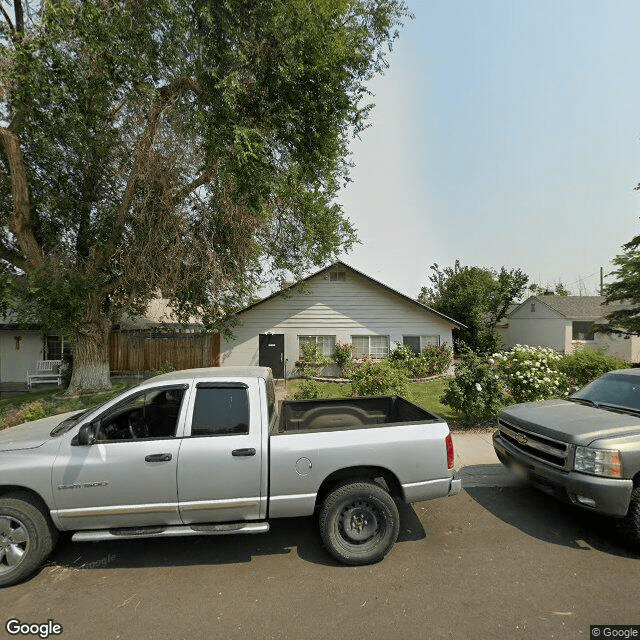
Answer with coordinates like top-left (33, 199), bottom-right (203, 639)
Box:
top-left (0, 366), bottom-right (460, 586)
top-left (493, 368), bottom-right (640, 545)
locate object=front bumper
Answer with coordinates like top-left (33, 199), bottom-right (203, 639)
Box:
top-left (493, 431), bottom-right (633, 517)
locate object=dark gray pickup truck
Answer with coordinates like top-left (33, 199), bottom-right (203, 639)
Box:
top-left (493, 368), bottom-right (640, 544)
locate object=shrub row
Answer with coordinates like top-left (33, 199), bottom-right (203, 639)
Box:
top-left (442, 345), bottom-right (629, 424)
top-left (294, 343), bottom-right (453, 399)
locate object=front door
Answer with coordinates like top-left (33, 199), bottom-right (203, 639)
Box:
top-left (259, 333), bottom-right (285, 378)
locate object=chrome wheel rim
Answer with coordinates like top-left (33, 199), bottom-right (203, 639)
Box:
top-left (0, 516), bottom-right (29, 574)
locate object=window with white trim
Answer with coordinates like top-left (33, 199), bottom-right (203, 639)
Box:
top-left (572, 321), bottom-right (595, 341)
top-left (423, 335), bottom-right (440, 348)
top-left (298, 335), bottom-right (336, 359)
top-left (351, 335), bottom-right (390, 359)
top-left (45, 335), bottom-right (71, 361)
top-left (403, 335), bottom-right (441, 355)
top-left (403, 336), bottom-right (421, 355)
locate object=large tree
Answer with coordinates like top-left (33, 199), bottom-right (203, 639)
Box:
top-left (0, 0), bottom-right (409, 393)
top-left (602, 232), bottom-right (640, 335)
top-left (418, 261), bottom-right (528, 353)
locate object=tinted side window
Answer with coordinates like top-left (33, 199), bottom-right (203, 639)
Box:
top-left (191, 387), bottom-right (249, 436)
top-left (96, 387), bottom-right (186, 442)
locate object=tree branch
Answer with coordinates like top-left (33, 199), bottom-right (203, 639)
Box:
top-left (173, 165), bottom-right (218, 203)
top-left (0, 242), bottom-right (27, 271)
top-left (0, 126), bottom-right (43, 267)
top-left (13, 0), bottom-right (23, 33)
top-left (0, 4), bottom-right (14, 32)
top-left (96, 76), bottom-right (202, 271)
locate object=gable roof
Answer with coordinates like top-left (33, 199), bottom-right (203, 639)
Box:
top-left (510, 295), bottom-right (632, 321)
top-left (234, 260), bottom-right (466, 328)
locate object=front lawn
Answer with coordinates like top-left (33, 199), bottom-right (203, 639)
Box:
top-left (284, 377), bottom-right (458, 422)
top-left (0, 382), bottom-right (139, 431)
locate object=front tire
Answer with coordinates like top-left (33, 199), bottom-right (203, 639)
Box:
top-left (0, 494), bottom-right (57, 587)
top-left (617, 487), bottom-right (640, 546)
top-left (319, 480), bottom-right (400, 565)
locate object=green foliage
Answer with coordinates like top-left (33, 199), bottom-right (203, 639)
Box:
top-left (492, 345), bottom-right (568, 403)
top-left (332, 342), bottom-right (355, 376)
top-left (0, 0), bottom-right (409, 392)
top-left (441, 349), bottom-right (506, 424)
top-left (297, 341), bottom-right (331, 379)
top-left (0, 382), bottom-right (137, 430)
top-left (558, 347), bottom-right (629, 388)
top-left (388, 344), bottom-right (452, 378)
top-left (529, 283), bottom-right (571, 296)
top-left (1, 400), bottom-right (51, 429)
top-left (603, 231), bottom-right (640, 336)
top-left (350, 359), bottom-right (408, 397)
top-left (293, 378), bottom-right (324, 400)
top-left (418, 261), bottom-right (528, 354)
top-left (153, 361), bottom-right (176, 377)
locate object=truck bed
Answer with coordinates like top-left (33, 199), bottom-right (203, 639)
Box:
top-left (278, 396), bottom-right (441, 433)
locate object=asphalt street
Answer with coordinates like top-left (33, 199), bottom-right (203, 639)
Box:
top-left (2, 433), bottom-right (639, 640)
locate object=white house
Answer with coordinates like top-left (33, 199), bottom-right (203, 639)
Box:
top-left (0, 299), bottom-right (200, 384)
top-left (496, 294), bottom-right (640, 361)
top-left (220, 261), bottom-right (464, 378)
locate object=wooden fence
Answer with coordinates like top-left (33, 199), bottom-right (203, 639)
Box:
top-left (108, 332), bottom-right (220, 373)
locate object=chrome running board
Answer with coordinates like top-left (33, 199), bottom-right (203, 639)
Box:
top-left (72, 521), bottom-right (269, 542)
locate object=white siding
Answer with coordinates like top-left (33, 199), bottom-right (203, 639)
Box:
top-left (0, 331), bottom-right (44, 383)
top-left (498, 297), bottom-right (638, 361)
top-left (498, 297), bottom-right (570, 352)
top-left (577, 332), bottom-right (636, 362)
top-left (221, 269), bottom-right (455, 377)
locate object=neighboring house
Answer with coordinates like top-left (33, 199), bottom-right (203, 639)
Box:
top-left (0, 299), bottom-right (216, 384)
top-left (496, 294), bottom-right (640, 361)
top-left (0, 314), bottom-right (71, 384)
top-left (220, 261), bottom-right (464, 378)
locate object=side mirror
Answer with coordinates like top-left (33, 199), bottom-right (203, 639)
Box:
top-left (73, 422), bottom-right (99, 446)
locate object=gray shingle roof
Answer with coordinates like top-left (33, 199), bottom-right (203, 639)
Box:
top-left (513, 295), bottom-right (632, 321)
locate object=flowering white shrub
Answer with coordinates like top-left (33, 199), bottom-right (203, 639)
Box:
top-left (493, 345), bottom-right (569, 403)
top-left (442, 348), bottom-right (507, 424)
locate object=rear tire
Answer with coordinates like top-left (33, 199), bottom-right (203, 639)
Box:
top-left (0, 493), bottom-right (58, 587)
top-left (319, 480), bottom-right (399, 565)
top-left (617, 487), bottom-right (640, 547)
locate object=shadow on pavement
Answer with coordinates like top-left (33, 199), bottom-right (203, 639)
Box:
top-left (466, 480), bottom-right (640, 559)
top-left (457, 463), bottom-right (520, 488)
top-left (49, 504), bottom-right (426, 572)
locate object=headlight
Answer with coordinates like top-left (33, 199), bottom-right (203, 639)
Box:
top-left (574, 446), bottom-right (622, 478)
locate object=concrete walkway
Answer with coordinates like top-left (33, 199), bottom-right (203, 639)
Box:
top-left (451, 430), bottom-right (520, 487)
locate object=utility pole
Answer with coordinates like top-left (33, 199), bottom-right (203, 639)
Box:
top-left (600, 267), bottom-right (604, 296)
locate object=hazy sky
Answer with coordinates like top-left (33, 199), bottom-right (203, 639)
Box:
top-left (337, 0), bottom-right (640, 299)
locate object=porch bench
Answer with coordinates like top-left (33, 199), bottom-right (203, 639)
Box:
top-left (26, 360), bottom-right (63, 388)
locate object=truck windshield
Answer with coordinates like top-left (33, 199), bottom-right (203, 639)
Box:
top-left (570, 373), bottom-right (640, 413)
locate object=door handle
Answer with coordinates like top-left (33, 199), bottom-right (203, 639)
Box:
top-left (145, 453), bottom-right (172, 462)
top-left (232, 448), bottom-right (256, 457)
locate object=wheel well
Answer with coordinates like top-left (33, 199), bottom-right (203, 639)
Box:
top-left (0, 485), bottom-right (50, 514)
top-left (633, 472), bottom-right (640, 489)
top-left (314, 466), bottom-right (404, 510)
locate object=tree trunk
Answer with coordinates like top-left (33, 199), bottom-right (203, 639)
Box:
top-left (66, 315), bottom-right (112, 395)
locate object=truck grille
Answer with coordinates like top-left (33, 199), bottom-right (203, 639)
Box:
top-left (498, 418), bottom-right (570, 469)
